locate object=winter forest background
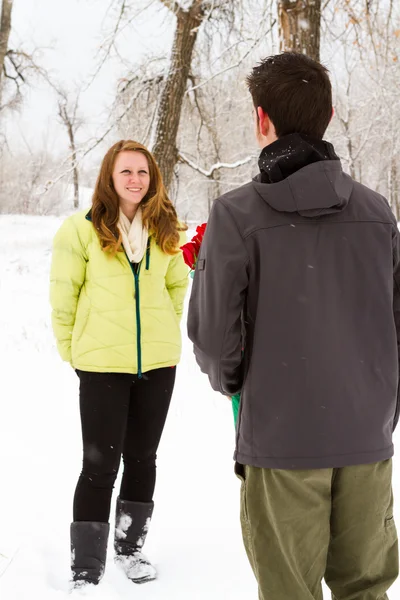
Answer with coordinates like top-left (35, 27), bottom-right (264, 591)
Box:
top-left (0, 0), bottom-right (399, 221)
top-left (1, 1), bottom-right (400, 599)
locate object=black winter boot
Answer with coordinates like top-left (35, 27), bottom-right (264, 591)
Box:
top-left (114, 497), bottom-right (156, 584)
top-left (70, 521), bottom-right (109, 588)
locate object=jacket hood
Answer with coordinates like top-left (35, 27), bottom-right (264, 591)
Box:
top-left (252, 161), bottom-right (354, 217)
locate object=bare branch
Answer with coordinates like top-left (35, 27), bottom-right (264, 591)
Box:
top-left (81, 0), bottom-right (128, 92)
top-left (5, 50), bottom-right (25, 82)
top-left (187, 74), bottom-right (206, 157)
top-left (178, 151), bottom-right (255, 178)
top-left (186, 18), bottom-right (276, 95)
top-left (119, 70), bottom-right (163, 95)
top-left (82, 0), bottom-right (158, 93)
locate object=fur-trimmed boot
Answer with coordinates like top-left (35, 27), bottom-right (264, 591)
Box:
top-left (114, 497), bottom-right (156, 584)
top-left (70, 521), bottom-right (109, 589)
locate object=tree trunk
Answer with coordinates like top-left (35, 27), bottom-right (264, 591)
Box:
top-left (152, 1), bottom-right (205, 191)
top-left (278, 0), bottom-right (321, 61)
top-left (0, 0), bottom-right (13, 107)
top-left (389, 159), bottom-right (399, 220)
top-left (58, 97), bottom-right (80, 210)
top-left (72, 151), bottom-right (79, 210)
top-left (66, 119), bottom-right (79, 209)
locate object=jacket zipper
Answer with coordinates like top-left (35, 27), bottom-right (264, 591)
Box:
top-left (129, 260), bottom-right (143, 378)
top-left (125, 239), bottom-right (151, 379)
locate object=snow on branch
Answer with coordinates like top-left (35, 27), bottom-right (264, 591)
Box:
top-left (179, 151), bottom-right (255, 178)
top-left (159, 0), bottom-right (183, 14)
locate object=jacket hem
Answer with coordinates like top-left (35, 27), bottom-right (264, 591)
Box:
top-left (234, 445), bottom-right (394, 470)
top-left (72, 359), bottom-right (180, 374)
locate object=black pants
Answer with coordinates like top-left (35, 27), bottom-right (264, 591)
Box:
top-left (73, 367), bottom-right (176, 523)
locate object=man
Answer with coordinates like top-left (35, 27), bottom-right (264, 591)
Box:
top-left (187, 52), bottom-right (399, 599)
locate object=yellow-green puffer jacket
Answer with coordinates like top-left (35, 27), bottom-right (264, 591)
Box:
top-left (50, 210), bottom-right (189, 375)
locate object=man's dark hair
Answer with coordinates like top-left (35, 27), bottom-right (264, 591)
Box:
top-left (246, 52), bottom-right (333, 139)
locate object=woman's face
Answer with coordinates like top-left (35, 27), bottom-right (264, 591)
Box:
top-left (112, 151), bottom-right (151, 209)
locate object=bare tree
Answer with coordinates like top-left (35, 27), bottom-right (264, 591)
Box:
top-left (0, 0), bottom-right (13, 108)
top-left (324, 0), bottom-right (400, 216)
top-left (56, 89), bottom-right (82, 209)
top-left (278, 0), bottom-right (322, 60)
top-left (0, 0), bottom-right (47, 117)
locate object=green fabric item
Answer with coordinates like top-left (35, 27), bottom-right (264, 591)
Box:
top-left (236, 459), bottom-right (398, 600)
top-left (232, 393), bottom-right (240, 426)
top-left (50, 210), bottom-right (189, 374)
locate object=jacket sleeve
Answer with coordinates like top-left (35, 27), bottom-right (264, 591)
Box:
top-left (50, 217), bottom-right (87, 363)
top-left (393, 227), bottom-right (400, 430)
top-left (165, 231), bottom-right (189, 322)
top-left (187, 198), bottom-right (249, 396)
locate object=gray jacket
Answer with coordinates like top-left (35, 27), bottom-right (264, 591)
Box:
top-left (188, 155), bottom-right (400, 469)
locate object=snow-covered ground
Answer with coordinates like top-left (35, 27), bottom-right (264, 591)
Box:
top-left (0, 214), bottom-right (399, 599)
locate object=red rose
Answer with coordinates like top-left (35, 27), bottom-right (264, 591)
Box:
top-left (180, 223), bottom-right (207, 270)
top-left (196, 223), bottom-right (207, 237)
top-left (181, 242), bottom-right (197, 269)
top-left (191, 223), bottom-right (207, 248)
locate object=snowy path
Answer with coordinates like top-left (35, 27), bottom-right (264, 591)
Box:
top-left (0, 215), bottom-right (398, 599)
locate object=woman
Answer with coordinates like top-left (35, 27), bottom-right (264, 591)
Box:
top-left (50, 140), bottom-right (189, 589)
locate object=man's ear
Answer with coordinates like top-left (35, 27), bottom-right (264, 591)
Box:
top-left (257, 106), bottom-right (269, 137)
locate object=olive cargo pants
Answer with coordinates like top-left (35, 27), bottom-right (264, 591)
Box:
top-left (237, 460), bottom-right (398, 599)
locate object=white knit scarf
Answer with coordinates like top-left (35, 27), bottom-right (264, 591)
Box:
top-left (118, 207), bottom-right (149, 263)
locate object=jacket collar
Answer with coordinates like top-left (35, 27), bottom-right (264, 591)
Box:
top-left (86, 208), bottom-right (151, 270)
top-left (258, 133), bottom-right (340, 184)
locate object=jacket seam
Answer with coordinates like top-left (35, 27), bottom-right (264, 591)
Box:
top-left (216, 258), bottom-right (249, 395)
top-left (286, 176), bottom-right (298, 212)
top-left (322, 160), bottom-right (344, 203)
top-left (243, 219), bottom-right (396, 240)
top-left (219, 198), bottom-right (251, 264)
top-left (393, 253), bottom-right (400, 429)
top-left (71, 215), bottom-right (90, 260)
top-left (215, 200), bottom-right (250, 395)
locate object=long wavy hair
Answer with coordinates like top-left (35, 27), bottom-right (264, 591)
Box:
top-left (91, 140), bottom-right (186, 255)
